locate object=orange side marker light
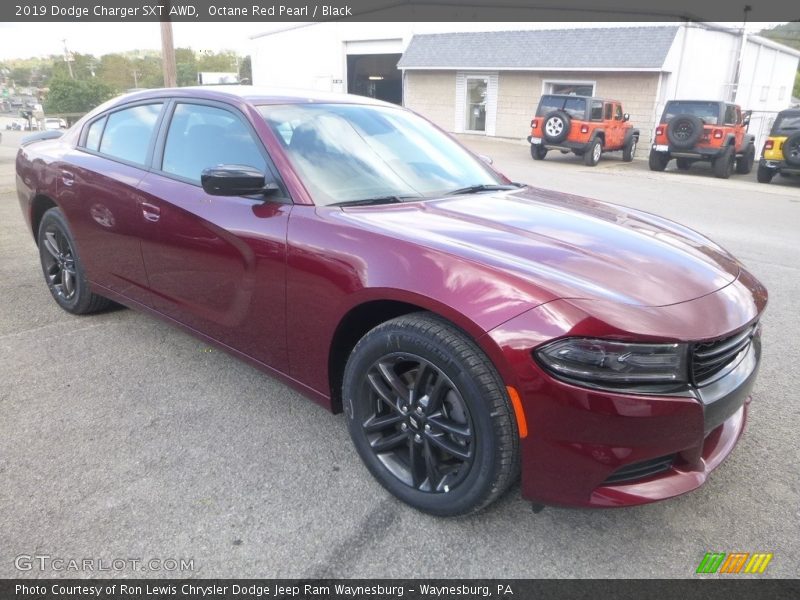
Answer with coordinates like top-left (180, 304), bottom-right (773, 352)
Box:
top-left (506, 386), bottom-right (528, 439)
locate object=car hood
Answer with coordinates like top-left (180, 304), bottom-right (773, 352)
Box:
top-left (337, 186), bottom-right (740, 307)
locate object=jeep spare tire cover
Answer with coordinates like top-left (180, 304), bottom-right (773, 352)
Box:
top-left (542, 111), bottom-right (571, 144)
top-left (667, 114), bottom-right (703, 149)
top-left (783, 132), bottom-right (800, 166)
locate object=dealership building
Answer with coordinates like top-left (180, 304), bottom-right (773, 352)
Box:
top-left (250, 22), bottom-right (800, 154)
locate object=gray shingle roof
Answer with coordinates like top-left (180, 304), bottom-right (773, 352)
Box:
top-left (397, 26), bottom-right (679, 70)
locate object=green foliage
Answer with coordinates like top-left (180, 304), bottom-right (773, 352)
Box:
top-left (239, 55), bottom-right (252, 84)
top-left (760, 23), bottom-right (800, 101)
top-left (44, 77), bottom-right (114, 114)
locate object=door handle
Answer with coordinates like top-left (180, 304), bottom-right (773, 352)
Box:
top-left (61, 170), bottom-right (74, 187)
top-left (140, 202), bottom-right (161, 222)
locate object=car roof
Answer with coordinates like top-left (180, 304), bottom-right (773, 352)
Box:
top-left (776, 108), bottom-right (800, 117)
top-left (541, 94), bottom-right (621, 103)
top-left (106, 85), bottom-right (396, 108)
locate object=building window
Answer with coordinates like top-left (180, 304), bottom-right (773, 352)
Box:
top-left (545, 81), bottom-right (595, 96)
top-left (760, 86), bottom-right (769, 102)
top-left (465, 76), bottom-right (488, 132)
top-left (778, 86), bottom-right (786, 101)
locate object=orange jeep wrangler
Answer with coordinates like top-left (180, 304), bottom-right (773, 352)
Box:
top-left (528, 94), bottom-right (639, 166)
top-left (649, 100), bottom-right (755, 178)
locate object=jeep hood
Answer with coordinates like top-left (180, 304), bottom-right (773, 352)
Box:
top-left (338, 186), bottom-right (740, 307)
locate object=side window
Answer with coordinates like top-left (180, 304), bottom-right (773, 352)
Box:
top-left (724, 105), bottom-right (737, 125)
top-left (615, 104), bottom-right (623, 121)
top-left (162, 103), bottom-right (267, 183)
top-left (84, 116), bottom-right (106, 152)
top-left (590, 100), bottom-right (603, 121)
top-left (99, 104), bottom-right (163, 166)
top-left (604, 103), bottom-right (613, 120)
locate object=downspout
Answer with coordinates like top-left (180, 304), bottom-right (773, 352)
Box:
top-left (731, 6), bottom-right (751, 103)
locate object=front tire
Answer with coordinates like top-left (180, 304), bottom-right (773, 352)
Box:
top-left (622, 136), bottom-right (637, 162)
top-left (37, 208), bottom-right (110, 315)
top-left (735, 145), bottom-right (755, 174)
top-left (712, 145), bottom-right (734, 179)
top-left (343, 313), bottom-right (519, 516)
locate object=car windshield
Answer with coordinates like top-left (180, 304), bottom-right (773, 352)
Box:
top-left (662, 101), bottom-right (720, 125)
top-left (536, 95), bottom-right (587, 119)
top-left (773, 113), bottom-right (800, 133)
top-left (258, 103), bottom-right (504, 206)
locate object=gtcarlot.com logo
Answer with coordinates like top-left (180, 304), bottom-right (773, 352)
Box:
top-left (696, 552), bottom-right (773, 574)
top-left (14, 554), bottom-right (195, 573)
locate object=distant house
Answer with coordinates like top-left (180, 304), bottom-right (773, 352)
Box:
top-left (250, 22), bottom-right (800, 154)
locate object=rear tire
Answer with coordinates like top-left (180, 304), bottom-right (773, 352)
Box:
top-left (530, 144), bottom-right (547, 161)
top-left (735, 145), bottom-right (755, 174)
top-left (712, 145), bottom-right (734, 179)
top-left (584, 139), bottom-right (602, 166)
top-left (343, 313), bottom-right (519, 516)
top-left (37, 208), bottom-right (111, 315)
top-left (756, 164), bottom-right (774, 184)
top-left (648, 149), bottom-right (669, 171)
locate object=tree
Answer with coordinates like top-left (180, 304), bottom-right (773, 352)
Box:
top-left (10, 66), bottom-right (32, 87)
top-left (175, 47), bottom-right (197, 86)
top-left (760, 23), bottom-right (800, 101)
top-left (239, 55), bottom-right (252, 84)
top-left (44, 77), bottom-right (114, 114)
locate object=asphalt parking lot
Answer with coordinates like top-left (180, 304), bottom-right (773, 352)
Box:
top-left (1, 129), bottom-right (798, 579)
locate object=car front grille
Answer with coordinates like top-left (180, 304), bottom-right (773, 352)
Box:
top-left (691, 324), bottom-right (757, 386)
top-left (603, 454), bottom-right (676, 485)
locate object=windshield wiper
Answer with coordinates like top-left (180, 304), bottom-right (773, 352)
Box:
top-left (329, 195), bottom-right (415, 207)
top-left (446, 183), bottom-right (522, 196)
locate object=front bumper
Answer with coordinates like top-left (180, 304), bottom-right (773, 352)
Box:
top-left (485, 280), bottom-right (766, 508)
top-left (759, 158), bottom-right (800, 174)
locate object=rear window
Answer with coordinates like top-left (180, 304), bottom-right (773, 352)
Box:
top-left (662, 101), bottom-right (721, 125)
top-left (772, 113), bottom-right (800, 134)
top-left (99, 103), bottom-right (163, 166)
top-left (536, 95), bottom-right (587, 119)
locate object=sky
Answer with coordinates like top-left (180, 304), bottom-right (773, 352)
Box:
top-left (0, 21), bottom-right (785, 61)
top-left (0, 22), bottom-right (275, 60)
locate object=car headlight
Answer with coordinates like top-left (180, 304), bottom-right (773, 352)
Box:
top-left (534, 338), bottom-right (689, 390)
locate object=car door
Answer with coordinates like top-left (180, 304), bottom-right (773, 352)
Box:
top-left (59, 101), bottom-right (166, 306)
top-left (136, 100), bottom-right (291, 370)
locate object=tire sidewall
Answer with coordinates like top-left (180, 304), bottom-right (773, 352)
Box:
top-left (542, 111), bottom-right (571, 143)
top-left (783, 132), bottom-right (800, 166)
top-left (343, 322), bottom-right (502, 516)
top-left (667, 114), bottom-right (702, 149)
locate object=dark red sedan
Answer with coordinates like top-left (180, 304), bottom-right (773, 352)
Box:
top-left (16, 87), bottom-right (766, 515)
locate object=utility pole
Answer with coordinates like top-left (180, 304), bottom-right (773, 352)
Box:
top-left (160, 1), bottom-right (177, 87)
top-left (62, 39), bottom-right (74, 79)
top-left (132, 69), bottom-right (140, 88)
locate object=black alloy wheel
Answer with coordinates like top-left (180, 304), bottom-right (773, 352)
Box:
top-left (343, 313), bottom-right (519, 516)
top-left (37, 208), bottom-right (110, 314)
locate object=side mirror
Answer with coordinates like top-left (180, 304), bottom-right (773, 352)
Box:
top-left (623, 113), bottom-right (630, 122)
top-left (201, 165), bottom-right (278, 197)
top-left (477, 154), bottom-right (493, 165)
top-left (742, 115), bottom-right (751, 127)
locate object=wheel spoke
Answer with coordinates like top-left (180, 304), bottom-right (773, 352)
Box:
top-left (44, 232), bottom-right (61, 259)
top-left (423, 439), bottom-right (441, 490)
top-left (428, 414), bottom-right (471, 438)
top-left (370, 430), bottom-right (407, 454)
top-left (367, 371), bottom-right (401, 412)
top-left (376, 361), bottom-right (409, 403)
top-left (421, 374), bottom-right (447, 415)
top-left (411, 362), bottom-right (432, 400)
top-left (426, 432), bottom-right (472, 460)
top-left (363, 412), bottom-right (404, 433)
top-left (409, 440), bottom-right (427, 489)
top-left (62, 269), bottom-right (73, 297)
